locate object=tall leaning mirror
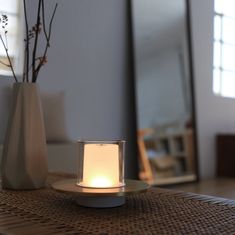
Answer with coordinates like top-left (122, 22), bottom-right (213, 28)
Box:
top-left (131, 0), bottom-right (198, 185)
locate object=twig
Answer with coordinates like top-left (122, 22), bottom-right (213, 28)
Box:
top-left (34, 2), bottom-right (58, 82)
top-left (47, 3), bottom-right (58, 43)
top-left (41, 0), bottom-right (48, 41)
top-left (32, 0), bottom-right (42, 82)
top-left (0, 0), bottom-right (58, 83)
top-left (27, 56), bottom-right (43, 72)
top-left (0, 60), bottom-right (10, 67)
top-left (22, 47), bottom-right (27, 82)
top-left (0, 34), bottom-right (18, 82)
top-left (23, 0), bottom-right (29, 82)
top-left (4, 32), bottom-right (8, 49)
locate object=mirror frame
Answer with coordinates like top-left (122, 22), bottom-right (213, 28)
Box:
top-left (128, 0), bottom-right (200, 185)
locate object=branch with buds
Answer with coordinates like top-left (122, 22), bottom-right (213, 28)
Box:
top-left (0, 0), bottom-right (58, 83)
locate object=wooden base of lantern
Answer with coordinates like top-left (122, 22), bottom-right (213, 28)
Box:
top-left (76, 196), bottom-right (125, 208)
top-left (52, 179), bottom-right (149, 208)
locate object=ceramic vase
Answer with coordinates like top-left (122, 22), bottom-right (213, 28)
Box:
top-left (1, 83), bottom-right (48, 189)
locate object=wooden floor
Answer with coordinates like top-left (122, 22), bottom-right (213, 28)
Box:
top-left (165, 177), bottom-right (235, 200)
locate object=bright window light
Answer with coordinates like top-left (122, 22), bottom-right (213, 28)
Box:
top-left (213, 0), bottom-right (235, 98)
top-left (0, 0), bottom-right (21, 76)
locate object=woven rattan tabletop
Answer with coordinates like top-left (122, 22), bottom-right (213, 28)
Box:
top-left (0, 173), bottom-right (234, 235)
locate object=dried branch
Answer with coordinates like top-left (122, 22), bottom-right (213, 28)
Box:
top-left (27, 56), bottom-right (44, 73)
top-left (41, 0), bottom-right (48, 41)
top-left (32, 0), bottom-right (42, 82)
top-left (46, 3), bottom-right (58, 44)
top-left (4, 32), bottom-right (8, 49)
top-left (0, 60), bottom-right (10, 67)
top-left (22, 47), bottom-right (27, 82)
top-left (23, 0), bottom-right (29, 82)
top-left (34, 2), bottom-right (58, 82)
top-left (0, 1), bottom-right (58, 83)
top-left (0, 34), bottom-right (18, 82)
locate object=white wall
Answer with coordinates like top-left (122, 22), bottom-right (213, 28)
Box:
top-left (190, 0), bottom-right (235, 179)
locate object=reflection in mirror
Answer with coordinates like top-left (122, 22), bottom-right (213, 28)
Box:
top-left (132, 0), bottom-right (198, 185)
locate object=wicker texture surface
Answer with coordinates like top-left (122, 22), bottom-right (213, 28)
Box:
top-left (0, 173), bottom-right (234, 235)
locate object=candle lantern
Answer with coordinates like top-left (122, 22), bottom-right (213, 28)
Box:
top-left (76, 140), bottom-right (125, 207)
top-left (77, 140), bottom-right (125, 188)
top-left (51, 140), bottom-right (149, 208)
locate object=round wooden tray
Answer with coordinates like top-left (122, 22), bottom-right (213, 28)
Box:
top-left (51, 179), bottom-right (150, 197)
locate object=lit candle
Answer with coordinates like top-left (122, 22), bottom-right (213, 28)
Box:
top-left (77, 141), bottom-right (125, 188)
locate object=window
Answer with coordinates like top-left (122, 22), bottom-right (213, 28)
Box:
top-left (213, 0), bottom-right (235, 98)
top-left (0, 0), bottom-right (21, 76)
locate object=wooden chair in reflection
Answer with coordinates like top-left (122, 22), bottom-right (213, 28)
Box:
top-left (138, 129), bottom-right (154, 182)
top-left (138, 128), bottom-right (177, 183)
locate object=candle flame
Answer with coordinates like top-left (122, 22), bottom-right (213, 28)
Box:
top-left (89, 176), bottom-right (113, 188)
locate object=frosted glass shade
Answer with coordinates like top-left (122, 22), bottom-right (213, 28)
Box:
top-left (77, 141), bottom-right (125, 188)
